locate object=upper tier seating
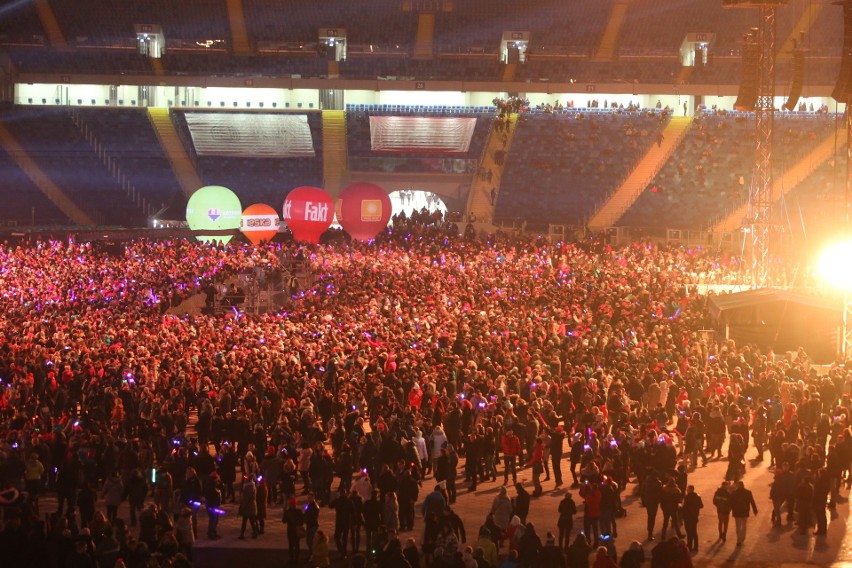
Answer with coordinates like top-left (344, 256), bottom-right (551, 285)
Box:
top-left (48, 0), bottom-right (231, 45)
top-left (619, 111), bottom-right (838, 230)
top-left (495, 109), bottom-right (669, 226)
top-left (244, 0), bottom-right (416, 52)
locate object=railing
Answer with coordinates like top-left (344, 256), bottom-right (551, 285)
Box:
top-left (348, 156), bottom-right (477, 174)
top-left (68, 110), bottom-right (154, 217)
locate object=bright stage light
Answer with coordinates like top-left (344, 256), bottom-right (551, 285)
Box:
top-left (817, 240), bottom-right (852, 291)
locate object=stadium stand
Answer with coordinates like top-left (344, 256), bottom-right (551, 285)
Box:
top-left (0, 143), bottom-right (69, 226)
top-left (619, 111), bottom-right (838, 231)
top-left (9, 47), bottom-right (152, 75)
top-left (244, 0), bottom-right (416, 53)
top-left (73, 108), bottom-right (182, 212)
top-left (434, 0), bottom-right (607, 56)
top-left (171, 110), bottom-right (324, 207)
top-left (495, 110), bottom-right (669, 227)
top-left (160, 51), bottom-right (328, 78)
top-left (0, 0), bottom-right (46, 45)
top-left (0, 107), bottom-right (145, 225)
top-left (47, 0), bottom-right (231, 46)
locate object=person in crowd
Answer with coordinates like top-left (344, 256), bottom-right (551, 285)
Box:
top-left (730, 481), bottom-right (758, 546)
top-left (502, 429), bottom-right (521, 486)
top-left (557, 491), bottom-right (577, 550)
top-left (539, 531), bottom-right (567, 567)
top-left (682, 485), bottom-right (703, 552)
top-left (307, 529), bottom-right (328, 567)
top-left (330, 485), bottom-right (357, 557)
top-left (282, 497), bottom-right (305, 564)
top-left (0, 223), bottom-right (848, 568)
top-left (619, 541), bottom-right (645, 568)
top-left (712, 481), bottom-right (732, 541)
top-left (238, 475), bottom-right (260, 539)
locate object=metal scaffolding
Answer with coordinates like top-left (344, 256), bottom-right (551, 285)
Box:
top-left (749, 6), bottom-right (777, 288)
top-left (725, 1), bottom-right (786, 287)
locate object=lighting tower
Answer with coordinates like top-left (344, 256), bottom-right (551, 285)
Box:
top-left (723, 0), bottom-right (789, 287)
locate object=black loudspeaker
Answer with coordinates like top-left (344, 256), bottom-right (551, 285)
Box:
top-left (783, 50), bottom-right (804, 111)
top-left (833, 1), bottom-right (852, 103)
top-left (734, 30), bottom-right (760, 111)
top-left (507, 45), bottom-right (520, 64)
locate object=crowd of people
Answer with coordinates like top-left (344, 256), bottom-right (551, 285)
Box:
top-left (0, 212), bottom-right (849, 568)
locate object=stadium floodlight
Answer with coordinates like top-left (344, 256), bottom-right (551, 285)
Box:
top-left (817, 238), bottom-right (852, 356)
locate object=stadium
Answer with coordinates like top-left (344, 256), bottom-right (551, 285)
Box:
top-left (0, 1), bottom-right (851, 568)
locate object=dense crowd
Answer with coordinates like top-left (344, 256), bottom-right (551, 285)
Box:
top-left (0, 213), bottom-right (849, 568)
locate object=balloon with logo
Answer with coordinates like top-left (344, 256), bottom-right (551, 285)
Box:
top-left (240, 203), bottom-right (280, 245)
top-left (282, 186), bottom-right (334, 244)
top-left (335, 182), bottom-right (393, 241)
top-left (185, 185), bottom-right (242, 244)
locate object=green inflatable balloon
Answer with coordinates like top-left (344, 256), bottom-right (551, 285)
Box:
top-left (185, 186), bottom-right (242, 243)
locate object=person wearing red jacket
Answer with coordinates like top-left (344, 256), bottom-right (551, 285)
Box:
top-left (528, 437), bottom-right (546, 496)
top-left (580, 481), bottom-right (603, 548)
top-left (502, 429), bottom-right (521, 486)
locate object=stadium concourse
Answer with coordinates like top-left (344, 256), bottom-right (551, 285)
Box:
top-left (0, 214), bottom-right (851, 568)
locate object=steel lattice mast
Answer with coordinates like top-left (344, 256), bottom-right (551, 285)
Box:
top-left (724, 1), bottom-right (787, 287)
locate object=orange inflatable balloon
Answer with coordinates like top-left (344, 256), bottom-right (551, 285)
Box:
top-left (240, 203), bottom-right (280, 245)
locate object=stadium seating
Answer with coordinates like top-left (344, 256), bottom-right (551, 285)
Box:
top-left (10, 48), bottom-right (153, 75)
top-left (48, 0), bottom-right (231, 46)
top-left (495, 110), bottom-right (669, 226)
top-left (244, 0), bottom-right (416, 52)
top-left (73, 108), bottom-right (182, 211)
top-left (0, 144), bottom-right (69, 226)
top-left (619, 111), bottom-right (838, 230)
top-left (172, 110), bottom-right (324, 207)
top-left (0, 1), bottom-right (46, 45)
top-left (0, 107), bottom-right (146, 225)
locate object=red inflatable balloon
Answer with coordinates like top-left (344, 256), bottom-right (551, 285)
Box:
top-left (282, 186), bottom-right (333, 244)
top-left (240, 203), bottom-right (280, 245)
top-left (335, 182), bottom-right (392, 241)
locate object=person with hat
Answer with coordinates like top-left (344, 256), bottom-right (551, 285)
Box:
top-left (539, 531), bottom-right (567, 567)
top-left (238, 475), bottom-right (259, 539)
top-left (475, 526), bottom-right (499, 568)
top-left (490, 486), bottom-right (513, 542)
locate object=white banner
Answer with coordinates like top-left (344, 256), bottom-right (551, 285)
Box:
top-left (185, 113), bottom-right (316, 158)
top-left (370, 116), bottom-right (477, 154)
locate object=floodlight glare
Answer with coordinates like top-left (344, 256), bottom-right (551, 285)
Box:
top-left (817, 240), bottom-right (852, 292)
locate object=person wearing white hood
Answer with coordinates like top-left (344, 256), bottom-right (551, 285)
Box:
top-left (413, 430), bottom-right (429, 476)
top-left (430, 426), bottom-right (448, 476)
top-left (351, 469), bottom-right (373, 502)
top-left (490, 486), bottom-right (513, 537)
top-left (659, 379), bottom-right (671, 413)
